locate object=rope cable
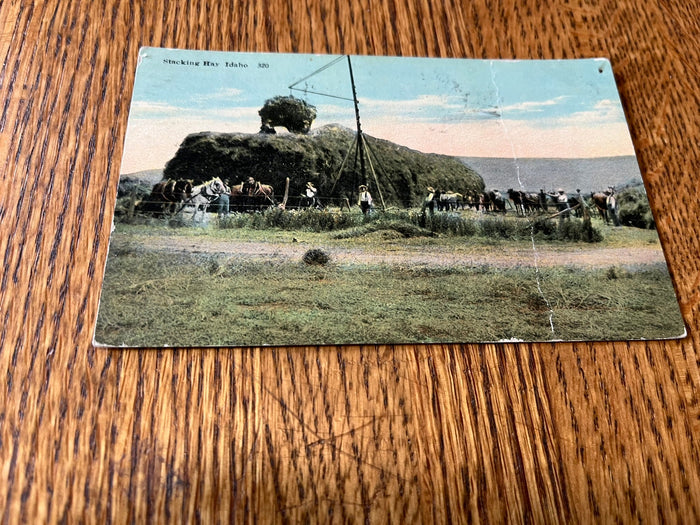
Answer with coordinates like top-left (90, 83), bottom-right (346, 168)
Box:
top-left (288, 55), bottom-right (347, 90)
top-left (361, 134), bottom-right (386, 210)
top-left (288, 88), bottom-right (354, 102)
top-left (363, 137), bottom-right (399, 196)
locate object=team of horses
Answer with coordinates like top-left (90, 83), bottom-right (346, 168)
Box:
top-left (424, 187), bottom-right (616, 220)
top-left (228, 180), bottom-right (276, 211)
top-left (137, 176), bottom-right (619, 225)
top-left (139, 177), bottom-right (277, 221)
top-left (139, 178), bottom-right (194, 217)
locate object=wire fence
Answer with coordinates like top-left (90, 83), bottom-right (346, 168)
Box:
top-left (118, 192), bottom-right (567, 222)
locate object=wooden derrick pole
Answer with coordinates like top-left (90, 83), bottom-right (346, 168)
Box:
top-left (347, 55), bottom-right (384, 211)
top-left (290, 55), bottom-right (386, 210)
top-left (347, 56), bottom-right (367, 190)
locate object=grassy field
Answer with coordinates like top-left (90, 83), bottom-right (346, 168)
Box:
top-left (94, 216), bottom-right (685, 346)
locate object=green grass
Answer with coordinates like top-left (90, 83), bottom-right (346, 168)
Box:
top-left (109, 215), bottom-right (663, 257)
top-left (118, 200), bottom-right (663, 248)
top-left (95, 249), bottom-right (685, 347)
top-left (214, 207), bottom-right (605, 242)
top-left (96, 218), bottom-right (679, 346)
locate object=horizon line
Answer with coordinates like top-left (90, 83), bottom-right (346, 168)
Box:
top-left (120, 153), bottom-right (639, 176)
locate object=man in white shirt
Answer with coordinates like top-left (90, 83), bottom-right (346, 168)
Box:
top-left (358, 184), bottom-right (372, 215)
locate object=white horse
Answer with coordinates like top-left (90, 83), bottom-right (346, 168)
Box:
top-left (185, 177), bottom-right (226, 223)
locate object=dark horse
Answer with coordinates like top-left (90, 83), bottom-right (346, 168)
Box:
top-left (141, 178), bottom-right (193, 216)
top-left (482, 190), bottom-right (507, 213)
top-left (229, 179), bottom-right (275, 211)
top-left (507, 189), bottom-right (544, 215)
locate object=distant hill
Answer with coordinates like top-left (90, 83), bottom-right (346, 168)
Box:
top-left (460, 156), bottom-right (644, 194)
top-left (161, 125), bottom-right (484, 207)
top-left (116, 169), bottom-right (163, 199)
top-left (119, 168), bottom-right (163, 184)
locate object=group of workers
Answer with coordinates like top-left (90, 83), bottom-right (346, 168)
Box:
top-left (306, 182), bottom-right (374, 215)
top-left (217, 179), bottom-right (620, 224)
top-left (216, 178), bottom-right (376, 216)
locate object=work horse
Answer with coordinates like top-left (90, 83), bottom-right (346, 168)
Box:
top-left (229, 177), bottom-right (276, 211)
top-left (141, 178), bottom-right (193, 217)
top-left (181, 177), bottom-right (227, 223)
top-left (591, 188), bottom-right (621, 226)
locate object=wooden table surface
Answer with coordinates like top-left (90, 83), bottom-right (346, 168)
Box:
top-left (2, 0), bottom-right (700, 522)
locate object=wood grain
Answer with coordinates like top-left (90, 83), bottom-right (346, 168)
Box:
top-left (2, 0), bottom-right (700, 522)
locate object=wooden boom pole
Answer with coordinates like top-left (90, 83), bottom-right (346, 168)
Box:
top-left (347, 56), bottom-right (367, 188)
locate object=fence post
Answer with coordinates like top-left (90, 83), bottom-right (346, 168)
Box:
top-left (128, 193), bottom-right (136, 219)
top-left (577, 189), bottom-right (590, 221)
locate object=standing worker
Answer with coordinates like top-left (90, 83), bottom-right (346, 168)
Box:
top-left (538, 189), bottom-right (548, 211)
top-left (423, 186), bottom-right (437, 215)
top-left (218, 178), bottom-right (231, 218)
top-left (549, 188), bottom-right (570, 221)
top-left (358, 184), bottom-right (373, 215)
top-left (550, 188), bottom-right (569, 217)
top-left (241, 176), bottom-right (256, 211)
top-left (305, 182), bottom-right (320, 209)
top-left (605, 187), bottom-right (621, 226)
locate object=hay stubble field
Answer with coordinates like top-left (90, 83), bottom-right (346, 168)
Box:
top-left (95, 215), bottom-right (683, 346)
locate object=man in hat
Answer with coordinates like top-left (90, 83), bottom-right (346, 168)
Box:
top-left (549, 188), bottom-right (570, 219)
top-left (423, 186), bottom-right (440, 215)
top-left (305, 181), bottom-right (320, 209)
top-left (217, 178), bottom-right (232, 218)
top-left (358, 184), bottom-right (373, 215)
top-left (605, 187), bottom-right (621, 226)
top-left (241, 176), bottom-right (257, 211)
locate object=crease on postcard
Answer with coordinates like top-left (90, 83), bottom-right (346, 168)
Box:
top-left (489, 60), bottom-right (556, 334)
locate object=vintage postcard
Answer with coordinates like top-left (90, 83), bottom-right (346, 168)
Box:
top-left (94, 47), bottom-right (685, 347)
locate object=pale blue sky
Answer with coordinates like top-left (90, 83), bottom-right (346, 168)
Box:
top-left (121, 47), bottom-right (635, 173)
